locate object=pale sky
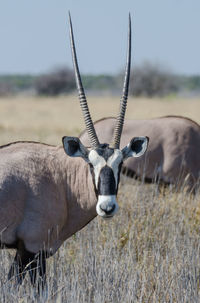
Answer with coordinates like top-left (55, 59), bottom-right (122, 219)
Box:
top-left (0, 0), bottom-right (200, 75)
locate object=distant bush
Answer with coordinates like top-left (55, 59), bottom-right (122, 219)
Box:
top-left (82, 74), bottom-right (117, 91)
top-left (0, 75), bottom-right (35, 96)
top-left (129, 63), bottom-right (179, 97)
top-left (0, 64), bottom-right (199, 97)
top-left (35, 67), bottom-right (76, 96)
top-left (179, 75), bottom-right (200, 92)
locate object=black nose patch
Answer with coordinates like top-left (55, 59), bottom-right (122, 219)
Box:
top-left (98, 165), bottom-right (116, 195)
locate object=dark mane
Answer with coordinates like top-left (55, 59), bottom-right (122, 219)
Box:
top-left (0, 141), bottom-right (55, 150)
top-left (160, 115), bottom-right (200, 128)
top-left (93, 117), bottom-right (115, 125)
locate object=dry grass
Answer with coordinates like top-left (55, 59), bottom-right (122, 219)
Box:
top-left (0, 95), bottom-right (199, 145)
top-left (0, 95), bottom-right (200, 302)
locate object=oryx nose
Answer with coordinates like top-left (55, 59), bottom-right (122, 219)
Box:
top-left (100, 202), bottom-right (116, 215)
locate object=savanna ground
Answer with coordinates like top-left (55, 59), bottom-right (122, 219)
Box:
top-left (0, 95), bottom-right (200, 302)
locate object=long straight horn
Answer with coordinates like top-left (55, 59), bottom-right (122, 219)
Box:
top-left (68, 12), bottom-right (100, 148)
top-left (111, 14), bottom-right (132, 149)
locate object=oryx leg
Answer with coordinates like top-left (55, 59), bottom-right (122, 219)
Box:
top-left (28, 251), bottom-right (46, 288)
top-left (8, 241), bottom-right (46, 287)
top-left (8, 247), bottom-right (35, 285)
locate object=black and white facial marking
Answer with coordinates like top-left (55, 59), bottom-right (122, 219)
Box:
top-left (88, 144), bottom-right (123, 218)
top-left (62, 136), bottom-right (149, 219)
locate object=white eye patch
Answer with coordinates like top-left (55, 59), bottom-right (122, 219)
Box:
top-left (107, 150), bottom-right (123, 186)
top-left (88, 150), bottom-right (106, 187)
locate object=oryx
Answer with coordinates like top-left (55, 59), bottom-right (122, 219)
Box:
top-left (80, 116), bottom-right (200, 192)
top-left (0, 13), bottom-right (148, 286)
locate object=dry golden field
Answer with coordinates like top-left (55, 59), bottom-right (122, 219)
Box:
top-left (0, 96), bottom-right (200, 302)
top-left (0, 95), bottom-right (199, 146)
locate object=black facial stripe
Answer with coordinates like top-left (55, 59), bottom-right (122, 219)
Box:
top-left (98, 165), bottom-right (116, 195)
top-left (96, 145), bottom-right (114, 161)
top-left (116, 162), bottom-right (122, 194)
top-left (89, 164), bottom-right (98, 198)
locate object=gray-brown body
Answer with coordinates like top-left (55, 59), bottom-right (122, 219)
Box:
top-left (0, 142), bottom-right (96, 254)
top-left (80, 116), bottom-right (200, 190)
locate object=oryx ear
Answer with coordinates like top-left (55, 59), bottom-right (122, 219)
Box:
top-left (122, 136), bottom-right (149, 160)
top-left (62, 136), bottom-right (89, 161)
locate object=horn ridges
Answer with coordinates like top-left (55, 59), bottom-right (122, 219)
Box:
top-left (69, 12), bottom-right (100, 148)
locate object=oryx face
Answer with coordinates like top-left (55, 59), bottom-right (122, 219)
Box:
top-left (63, 136), bottom-right (149, 218)
top-left (86, 144), bottom-right (123, 218)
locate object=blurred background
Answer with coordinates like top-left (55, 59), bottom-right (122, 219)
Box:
top-left (0, 0), bottom-right (199, 145)
top-left (1, 2), bottom-right (200, 301)
top-left (1, 0), bottom-right (200, 96)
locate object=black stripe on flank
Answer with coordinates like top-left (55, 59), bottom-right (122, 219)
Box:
top-left (98, 165), bottom-right (116, 195)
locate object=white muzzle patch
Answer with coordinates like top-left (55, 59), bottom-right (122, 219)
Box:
top-left (96, 195), bottom-right (119, 218)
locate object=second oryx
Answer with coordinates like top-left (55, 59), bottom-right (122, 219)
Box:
top-left (80, 116), bottom-right (200, 192)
